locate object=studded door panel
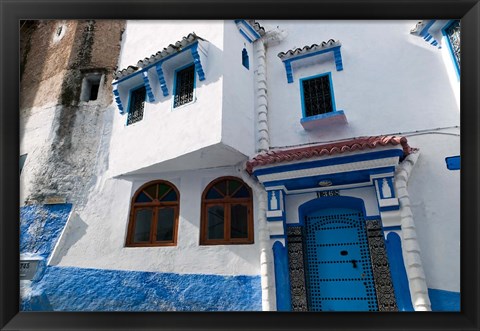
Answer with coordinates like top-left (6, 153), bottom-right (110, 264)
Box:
top-left (304, 208), bottom-right (378, 311)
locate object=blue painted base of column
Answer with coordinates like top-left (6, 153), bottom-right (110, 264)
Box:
top-left (428, 288), bottom-right (460, 311)
top-left (273, 241), bottom-right (291, 311)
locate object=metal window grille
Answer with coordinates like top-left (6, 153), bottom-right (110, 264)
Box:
top-left (446, 20), bottom-right (460, 69)
top-left (126, 86), bottom-right (146, 125)
top-left (174, 65), bottom-right (195, 108)
top-left (302, 75), bottom-right (333, 117)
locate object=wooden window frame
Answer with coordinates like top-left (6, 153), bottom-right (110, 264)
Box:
top-left (126, 180), bottom-right (180, 247)
top-left (200, 176), bottom-right (254, 245)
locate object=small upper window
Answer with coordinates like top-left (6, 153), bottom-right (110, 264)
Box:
top-left (80, 73), bottom-right (103, 102)
top-left (242, 48), bottom-right (249, 70)
top-left (173, 64), bottom-right (195, 108)
top-left (20, 154), bottom-right (27, 174)
top-left (127, 86), bottom-right (146, 125)
top-left (301, 73), bottom-right (335, 117)
top-left (200, 177), bottom-right (253, 245)
top-left (126, 180), bottom-right (180, 247)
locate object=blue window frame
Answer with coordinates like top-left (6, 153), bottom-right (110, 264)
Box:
top-left (242, 48), bottom-right (249, 70)
top-left (300, 72), bottom-right (337, 118)
top-left (173, 63), bottom-right (196, 109)
top-left (126, 85), bottom-right (146, 126)
top-left (442, 20), bottom-right (460, 79)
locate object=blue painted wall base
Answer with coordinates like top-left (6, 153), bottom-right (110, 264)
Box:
top-left (428, 288), bottom-right (460, 311)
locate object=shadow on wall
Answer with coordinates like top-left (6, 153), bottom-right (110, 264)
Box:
top-left (48, 211), bottom-right (88, 265)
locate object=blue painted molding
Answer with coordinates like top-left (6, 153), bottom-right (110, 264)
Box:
top-left (298, 196), bottom-right (367, 226)
top-left (272, 241), bottom-right (292, 311)
top-left (254, 149), bottom-right (403, 177)
top-left (21, 266), bottom-right (262, 311)
top-left (191, 44), bottom-right (206, 81)
top-left (235, 20), bottom-right (261, 43)
top-left (242, 48), bottom-right (250, 69)
top-left (142, 71), bottom-right (155, 102)
top-left (441, 20), bottom-right (460, 80)
top-left (282, 46), bottom-right (343, 84)
top-left (428, 288), bottom-right (460, 311)
top-left (113, 86), bottom-right (124, 114)
top-left (155, 63), bottom-right (169, 97)
top-left (385, 232), bottom-right (414, 311)
top-left (383, 225), bottom-right (402, 231)
top-left (445, 155), bottom-right (460, 170)
top-left (270, 234), bottom-right (286, 239)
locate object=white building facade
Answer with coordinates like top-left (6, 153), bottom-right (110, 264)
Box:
top-left (20, 20), bottom-right (460, 311)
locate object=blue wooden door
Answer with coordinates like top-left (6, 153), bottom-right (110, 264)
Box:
top-left (304, 208), bottom-right (378, 311)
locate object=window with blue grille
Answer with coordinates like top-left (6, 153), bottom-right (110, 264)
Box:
top-left (126, 86), bottom-right (146, 126)
top-left (173, 64), bottom-right (195, 108)
top-left (242, 48), bottom-right (249, 69)
top-left (300, 73), bottom-right (335, 118)
top-left (442, 20), bottom-right (460, 77)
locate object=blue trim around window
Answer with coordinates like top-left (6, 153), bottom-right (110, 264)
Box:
top-left (172, 62), bottom-right (196, 109)
top-left (125, 83), bottom-right (146, 126)
top-left (299, 72), bottom-right (337, 119)
top-left (441, 20), bottom-right (460, 80)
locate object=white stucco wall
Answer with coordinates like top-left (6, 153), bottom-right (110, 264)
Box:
top-left (220, 21), bottom-right (256, 157)
top-left (405, 131), bottom-right (460, 292)
top-left (51, 166), bottom-right (261, 276)
top-left (263, 20), bottom-right (459, 148)
top-left (109, 21), bottom-right (227, 177)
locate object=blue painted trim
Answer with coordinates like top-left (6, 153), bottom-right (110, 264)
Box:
top-left (445, 155), bottom-right (460, 170)
top-left (172, 62), bottom-right (196, 109)
top-left (272, 241), bottom-right (292, 311)
top-left (428, 288), bottom-right (460, 311)
top-left (142, 72), bottom-right (155, 102)
top-left (155, 63), bottom-right (169, 97)
top-left (300, 110), bottom-right (345, 126)
top-left (298, 196), bottom-right (367, 226)
top-left (385, 232), bottom-right (414, 311)
top-left (379, 205), bottom-right (400, 212)
top-left (299, 72), bottom-right (337, 119)
top-left (283, 46), bottom-right (342, 83)
top-left (190, 44), bottom-right (206, 81)
top-left (441, 20), bottom-right (460, 80)
top-left (242, 48), bottom-right (250, 69)
top-left (376, 177), bottom-right (396, 200)
top-left (268, 191), bottom-right (279, 211)
top-left (238, 29), bottom-right (253, 43)
top-left (419, 20), bottom-right (437, 37)
top-left (253, 149), bottom-right (403, 177)
top-left (267, 216), bottom-right (285, 222)
top-left (112, 43), bottom-right (198, 85)
top-left (365, 215), bottom-right (381, 221)
top-left (238, 20), bottom-right (261, 40)
top-left (262, 166), bottom-right (396, 190)
top-left (125, 83), bottom-right (146, 125)
top-left (270, 234), bottom-right (286, 239)
top-left (383, 225), bottom-right (402, 231)
top-left (113, 86), bottom-right (124, 114)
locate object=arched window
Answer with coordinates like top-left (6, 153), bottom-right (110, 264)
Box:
top-left (200, 177), bottom-right (253, 245)
top-left (126, 180), bottom-right (179, 247)
top-left (242, 48), bottom-right (249, 70)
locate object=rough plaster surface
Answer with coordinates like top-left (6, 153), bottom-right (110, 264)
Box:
top-left (22, 266), bottom-right (261, 311)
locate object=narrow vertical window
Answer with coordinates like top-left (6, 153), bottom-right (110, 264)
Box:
top-left (242, 48), bottom-right (249, 70)
top-left (126, 86), bottom-right (146, 125)
top-left (173, 64), bottom-right (195, 108)
top-left (301, 74), bottom-right (335, 117)
top-left (126, 180), bottom-right (180, 247)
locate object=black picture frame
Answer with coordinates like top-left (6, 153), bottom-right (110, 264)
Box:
top-left (1, 0), bottom-right (479, 330)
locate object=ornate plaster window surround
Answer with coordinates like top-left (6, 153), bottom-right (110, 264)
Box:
top-left (126, 180), bottom-right (180, 247)
top-left (112, 33), bottom-right (209, 115)
top-left (299, 72), bottom-right (346, 130)
top-left (278, 39), bottom-right (343, 84)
